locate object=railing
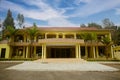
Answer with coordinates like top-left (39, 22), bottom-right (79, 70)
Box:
top-left (8, 42), bottom-right (30, 46)
top-left (1, 39), bottom-right (106, 46)
top-left (38, 38), bottom-right (84, 44)
top-left (0, 40), bottom-right (9, 44)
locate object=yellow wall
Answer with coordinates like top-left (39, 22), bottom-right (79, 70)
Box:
top-left (114, 46), bottom-right (120, 60)
top-left (0, 44), bottom-right (10, 58)
top-left (114, 52), bottom-right (120, 60)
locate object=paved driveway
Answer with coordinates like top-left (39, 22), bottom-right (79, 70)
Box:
top-left (0, 62), bottom-right (120, 80)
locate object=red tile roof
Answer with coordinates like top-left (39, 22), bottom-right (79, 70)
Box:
top-left (24, 27), bottom-right (113, 32)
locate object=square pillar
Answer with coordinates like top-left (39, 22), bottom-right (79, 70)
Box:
top-left (56, 33), bottom-right (59, 38)
top-left (78, 45), bottom-right (81, 58)
top-left (42, 44), bottom-right (44, 59)
top-left (74, 33), bottom-right (76, 39)
top-left (0, 48), bottom-right (1, 58)
top-left (63, 33), bottom-right (65, 38)
top-left (5, 46), bottom-right (10, 58)
top-left (75, 44), bottom-right (79, 58)
top-left (23, 46), bottom-right (26, 58)
top-left (85, 46), bottom-right (88, 58)
top-left (43, 44), bottom-right (46, 59)
top-left (26, 46), bottom-right (29, 58)
top-left (45, 33), bottom-right (47, 39)
top-left (34, 46), bottom-right (36, 58)
top-left (96, 46), bottom-right (99, 58)
top-left (111, 46), bottom-right (114, 58)
top-left (93, 46), bottom-right (96, 58)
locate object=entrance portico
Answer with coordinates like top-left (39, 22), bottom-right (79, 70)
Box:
top-left (40, 38), bottom-right (84, 59)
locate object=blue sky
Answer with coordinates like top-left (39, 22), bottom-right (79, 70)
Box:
top-left (0, 0), bottom-right (120, 27)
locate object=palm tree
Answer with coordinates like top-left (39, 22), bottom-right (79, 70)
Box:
top-left (101, 36), bottom-right (112, 59)
top-left (5, 26), bottom-right (18, 58)
top-left (26, 24), bottom-right (38, 58)
top-left (6, 26), bottom-right (18, 42)
top-left (81, 33), bottom-right (97, 58)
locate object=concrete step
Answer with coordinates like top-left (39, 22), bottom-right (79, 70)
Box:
top-left (34, 58), bottom-right (86, 63)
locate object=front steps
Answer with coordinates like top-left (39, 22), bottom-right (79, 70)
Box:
top-left (34, 58), bottom-right (86, 63)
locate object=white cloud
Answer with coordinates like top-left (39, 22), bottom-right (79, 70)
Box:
top-left (72, 0), bottom-right (120, 17)
top-left (115, 8), bottom-right (120, 15)
top-left (1, 0), bottom-right (120, 27)
top-left (0, 0), bottom-right (76, 27)
top-left (48, 18), bottom-right (78, 27)
top-left (74, 0), bottom-right (92, 5)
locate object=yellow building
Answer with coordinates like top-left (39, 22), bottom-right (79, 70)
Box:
top-left (113, 46), bottom-right (120, 60)
top-left (0, 27), bottom-right (114, 60)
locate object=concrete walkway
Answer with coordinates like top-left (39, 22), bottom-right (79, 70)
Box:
top-left (6, 62), bottom-right (119, 71)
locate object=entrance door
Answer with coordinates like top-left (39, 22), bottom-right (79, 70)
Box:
top-left (1, 48), bottom-right (6, 58)
top-left (49, 47), bottom-right (75, 58)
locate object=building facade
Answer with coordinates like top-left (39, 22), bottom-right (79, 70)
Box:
top-left (0, 27), bottom-right (114, 59)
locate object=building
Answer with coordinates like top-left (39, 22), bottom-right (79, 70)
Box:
top-left (113, 45), bottom-right (120, 60)
top-left (0, 27), bottom-right (114, 60)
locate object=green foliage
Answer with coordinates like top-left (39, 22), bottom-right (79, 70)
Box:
top-left (102, 36), bottom-right (110, 45)
top-left (80, 24), bottom-right (86, 28)
top-left (3, 9), bottom-right (15, 29)
top-left (116, 27), bottom-right (120, 45)
top-left (26, 23), bottom-right (38, 40)
top-left (6, 26), bottom-right (18, 36)
top-left (88, 23), bottom-right (102, 29)
top-left (81, 33), bottom-right (97, 42)
top-left (17, 13), bottom-right (24, 28)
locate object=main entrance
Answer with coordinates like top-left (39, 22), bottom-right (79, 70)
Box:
top-left (47, 46), bottom-right (75, 58)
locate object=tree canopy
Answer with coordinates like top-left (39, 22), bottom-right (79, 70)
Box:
top-left (88, 23), bottom-right (102, 29)
top-left (3, 9), bottom-right (15, 29)
top-left (102, 18), bottom-right (114, 29)
top-left (81, 33), bottom-right (97, 42)
top-left (17, 13), bottom-right (24, 28)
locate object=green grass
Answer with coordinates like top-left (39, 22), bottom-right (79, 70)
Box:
top-left (86, 58), bottom-right (120, 62)
top-left (0, 58), bottom-right (38, 61)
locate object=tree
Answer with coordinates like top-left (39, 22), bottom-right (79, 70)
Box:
top-left (5, 26), bottom-right (18, 58)
top-left (3, 9), bottom-right (15, 29)
top-left (116, 26), bottom-right (120, 45)
top-left (26, 23), bottom-right (38, 58)
top-left (81, 33), bottom-right (97, 58)
top-left (5, 26), bottom-right (18, 42)
top-left (80, 24), bottom-right (86, 28)
top-left (101, 36), bottom-right (112, 59)
top-left (81, 33), bottom-right (97, 42)
top-left (17, 13), bottom-right (24, 28)
top-left (88, 23), bottom-right (102, 29)
top-left (102, 18), bottom-right (114, 29)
